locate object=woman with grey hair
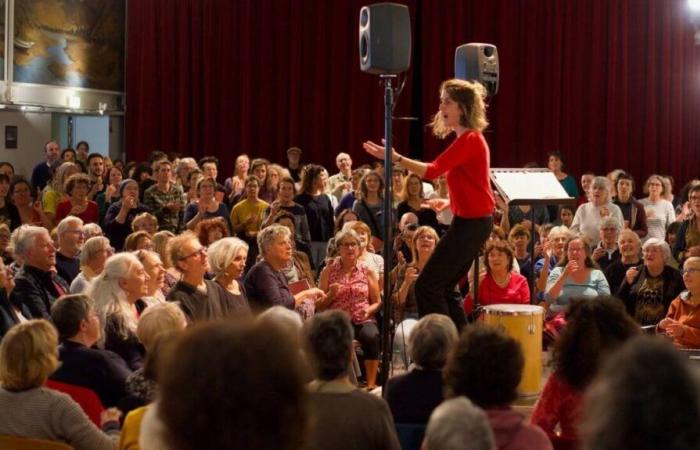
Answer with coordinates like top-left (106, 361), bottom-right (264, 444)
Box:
top-left (640, 174), bottom-right (676, 242)
top-left (385, 314), bottom-right (458, 424)
top-left (616, 237), bottom-right (683, 326)
top-left (571, 176), bottom-right (624, 246)
top-left (592, 216), bottom-right (622, 271)
top-left (244, 224), bottom-right (324, 312)
top-left (70, 236), bottom-right (113, 293)
top-left (424, 397), bottom-right (494, 450)
top-left (87, 252), bottom-right (149, 370)
top-left (207, 237), bottom-right (251, 315)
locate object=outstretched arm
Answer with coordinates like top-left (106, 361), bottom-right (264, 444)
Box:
top-left (363, 140), bottom-right (427, 178)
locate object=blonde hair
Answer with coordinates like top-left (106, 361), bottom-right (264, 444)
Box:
top-left (132, 212), bottom-right (159, 232)
top-left (430, 79), bottom-right (489, 138)
top-left (0, 320), bottom-right (59, 390)
top-left (153, 230), bottom-right (175, 268)
top-left (136, 303), bottom-right (187, 352)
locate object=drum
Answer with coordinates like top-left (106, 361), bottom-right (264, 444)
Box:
top-left (482, 304), bottom-right (544, 396)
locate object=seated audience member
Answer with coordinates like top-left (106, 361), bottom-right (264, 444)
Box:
top-left (531, 297), bottom-right (638, 442)
top-left (318, 228), bottom-right (381, 389)
top-left (166, 232), bottom-right (241, 323)
top-left (444, 325), bottom-right (552, 450)
top-left (262, 176), bottom-right (311, 246)
top-left (123, 302), bottom-right (187, 413)
top-left (603, 229), bottom-right (642, 294)
top-left (143, 160), bottom-right (184, 233)
top-left (335, 168), bottom-right (367, 216)
top-left (478, 240), bottom-right (530, 306)
top-left (351, 171), bottom-right (385, 241)
top-left (658, 256), bottom-right (700, 347)
top-left (0, 257), bottom-right (27, 338)
top-left (152, 230), bottom-right (179, 292)
top-left (327, 152), bottom-right (354, 203)
top-left (198, 156), bottom-right (228, 202)
top-left (88, 253), bottom-right (149, 370)
top-left (10, 225), bottom-right (70, 319)
top-left (244, 224), bottom-right (324, 312)
top-left (534, 226), bottom-right (571, 301)
top-left (96, 166), bottom-right (123, 221)
top-left (11, 177), bottom-right (53, 228)
top-left (123, 231), bottom-right (153, 252)
top-left (50, 294), bottom-right (131, 408)
top-left (0, 223), bottom-right (11, 264)
top-left (146, 319), bottom-right (308, 450)
top-left (55, 215), bottom-right (85, 284)
top-left (304, 310), bottom-right (401, 450)
top-left (423, 397), bottom-right (495, 450)
top-left (640, 174), bottom-right (677, 241)
top-left (557, 205), bottom-right (574, 228)
top-left (508, 224), bottom-right (533, 281)
top-left (131, 212), bottom-right (158, 235)
top-left (334, 209), bottom-right (360, 234)
top-left (207, 237), bottom-right (251, 315)
top-left (104, 179), bottom-right (150, 251)
top-left (591, 216), bottom-right (621, 272)
top-left (616, 238), bottom-right (683, 326)
top-left (385, 314), bottom-right (458, 424)
top-left (184, 176), bottom-right (231, 232)
top-left (71, 236), bottom-right (113, 294)
top-left (55, 173), bottom-right (100, 224)
top-left (43, 160), bottom-right (72, 224)
top-left (83, 222), bottom-right (104, 240)
top-left (673, 183), bottom-right (700, 263)
top-left (345, 220), bottom-right (384, 277)
top-left (570, 176), bottom-right (623, 246)
top-left (612, 171), bottom-right (648, 239)
top-left (393, 226), bottom-right (438, 359)
top-left (545, 236), bottom-right (610, 316)
top-left (0, 174), bottom-right (20, 230)
top-left (223, 153), bottom-right (249, 201)
top-left (133, 250), bottom-right (167, 306)
top-left (427, 175), bottom-right (453, 234)
top-left (581, 336), bottom-right (700, 450)
top-left (273, 212), bottom-right (316, 283)
top-left (396, 173), bottom-right (439, 232)
top-left (295, 164), bottom-right (335, 268)
top-left (0, 320), bottom-right (121, 449)
top-left (502, 200), bottom-right (549, 237)
top-left (194, 216), bottom-right (229, 247)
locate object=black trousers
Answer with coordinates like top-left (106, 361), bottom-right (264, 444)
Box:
top-left (414, 215), bottom-right (493, 331)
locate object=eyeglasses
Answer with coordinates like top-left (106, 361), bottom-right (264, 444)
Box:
top-left (180, 246), bottom-right (207, 260)
top-left (682, 268), bottom-right (700, 275)
top-left (65, 230), bottom-right (86, 237)
top-left (339, 242), bottom-right (359, 249)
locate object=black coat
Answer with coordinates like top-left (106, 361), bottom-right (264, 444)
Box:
top-left (10, 265), bottom-right (69, 320)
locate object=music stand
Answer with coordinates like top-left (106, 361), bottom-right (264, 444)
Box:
top-left (489, 168), bottom-right (576, 303)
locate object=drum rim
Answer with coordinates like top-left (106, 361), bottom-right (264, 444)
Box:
top-left (482, 304), bottom-right (544, 316)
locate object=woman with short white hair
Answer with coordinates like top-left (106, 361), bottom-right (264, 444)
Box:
top-left (570, 177), bottom-right (624, 247)
top-left (207, 237), bottom-right (251, 315)
top-left (87, 252), bottom-right (149, 370)
top-left (70, 236), bottom-right (113, 294)
top-left (616, 238), bottom-right (684, 326)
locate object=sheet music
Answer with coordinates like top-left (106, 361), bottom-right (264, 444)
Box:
top-left (491, 169), bottom-right (572, 203)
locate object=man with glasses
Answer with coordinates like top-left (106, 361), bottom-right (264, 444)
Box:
top-left (55, 216), bottom-right (85, 284)
top-left (673, 184), bottom-right (700, 263)
top-left (166, 231), bottom-right (232, 323)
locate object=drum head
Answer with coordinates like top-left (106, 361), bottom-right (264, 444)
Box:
top-left (483, 304), bottom-right (544, 316)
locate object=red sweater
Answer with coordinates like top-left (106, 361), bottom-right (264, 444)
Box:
top-left (424, 131), bottom-right (495, 219)
top-left (478, 272), bottom-right (531, 306)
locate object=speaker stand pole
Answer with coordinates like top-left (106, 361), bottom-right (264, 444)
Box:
top-left (380, 74), bottom-right (396, 395)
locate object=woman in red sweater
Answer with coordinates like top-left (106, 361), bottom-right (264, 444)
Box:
top-left (364, 79), bottom-right (494, 330)
top-left (479, 240), bottom-right (530, 306)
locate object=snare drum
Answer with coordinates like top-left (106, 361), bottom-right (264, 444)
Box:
top-left (482, 304), bottom-right (544, 396)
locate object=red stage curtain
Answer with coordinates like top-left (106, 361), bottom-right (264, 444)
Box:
top-left (127, 0), bottom-right (700, 188)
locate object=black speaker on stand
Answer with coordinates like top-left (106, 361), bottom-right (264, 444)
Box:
top-left (359, 2), bottom-right (411, 392)
top-left (455, 43), bottom-right (499, 96)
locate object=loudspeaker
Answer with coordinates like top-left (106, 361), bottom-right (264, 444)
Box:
top-left (359, 3), bottom-right (411, 75)
top-left (455, 43), bottom-right (499, 96)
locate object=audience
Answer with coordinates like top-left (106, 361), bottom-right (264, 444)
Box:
top-left (385, 314), bottom-right (457, 424)
top-left (591, 216), bottom-right (621, 271)
top-left (570, 176), bottom-right (623, 246)
top-left (640, 174), bottom-right (677, 241)
top-left (423, 397), bottom-right (495, 450)
top-left (603, 228), bottom-right (641, 294)
top-left (531, 297), bottom-right (638, 443)
top-left (55, 215), bottom-right (85, 284)
top-left (71, 236), bottom-right (113, 293)
top-left (50, 294), bottom-right (131, 408)
top-left (658, 256), bottom-right (700, 347)
top-left (0, 320), bottom-right (121, 449)
top-left (444, 324), bottom-right (552, 450)
top-left (303, 310), bottom-right (401, 450)
top-left (207, 237), bottom-right (251, 315)
top-left (581, 336), bottom-right (700, 450)
top-left (478, 239), bottom-right (530, 306)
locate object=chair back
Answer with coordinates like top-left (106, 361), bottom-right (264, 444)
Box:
top-left (0, 435), bottom-right (73, 450)
top-left (395, 423), bottom-right (426, 450)
top-left (45, 379), bottom-right (104, 426)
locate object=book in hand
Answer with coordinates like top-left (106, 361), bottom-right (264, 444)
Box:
top-left (288, 279), bottom-right (311, 295)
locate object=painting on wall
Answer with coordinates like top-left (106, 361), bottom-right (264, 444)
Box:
top-left (13, 0), bottom-right (124, 92)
